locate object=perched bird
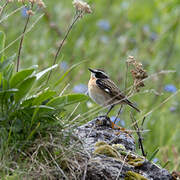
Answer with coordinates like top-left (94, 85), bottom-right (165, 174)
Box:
top-left (88, 68), bottom-right (140, 116)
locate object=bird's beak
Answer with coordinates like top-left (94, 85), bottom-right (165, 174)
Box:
top-left (88, 68), bottom-right (95, 73)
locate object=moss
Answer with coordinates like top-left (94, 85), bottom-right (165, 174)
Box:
top-left (95, 141), bottom-right (108, 147)
top-left (112, 143), bottom-right (126, 151)
top-left (127, 157), bottom-right (145, 167)
top-left (125, 171), bottom-right (147, 180)
top-left (94, 144), bottom-right (120, 158)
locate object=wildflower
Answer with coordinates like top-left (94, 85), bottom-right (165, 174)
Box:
top-left (164, 84), bottom-right (177, 93)
top-left (21, 7), bottom-right (28, 18)
top-left (150, 32), bottom-right (158, 41)
top-left (73, 0), bottom-right (92, 14)
top-left (152, 158), bottom-right (159, 163)
top-left (169, 106), bottom-right (176, 112)
top-left (73, 84), bottom-right (88, 93)
top-left (97, 20), bottom-right (110, 31)
top-left (143, 25), bottom-right (150, 33)
top-left (60, 61), bottom-right (68, 71)
top-left (110, 116), bottom-right (125, 127)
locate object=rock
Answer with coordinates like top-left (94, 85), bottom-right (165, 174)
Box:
top-left (76, 116), bottom-right (136, 153)
top-left (74, 116), bottom-right (173, 180)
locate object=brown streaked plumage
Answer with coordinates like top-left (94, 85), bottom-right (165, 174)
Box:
top-left (88, 68), bottom-right (140, 113)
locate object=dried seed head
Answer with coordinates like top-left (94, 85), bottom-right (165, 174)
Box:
top-left (29, 0), bottom-right (36, 3)
top-left (73, 0), bottom-right (92, 14)
top-left (26, 9), bottom-right (34, 16)
top-left (37, 0), bottom-right (46, 8)
top-left (127, 56), bottom-right (148, 92)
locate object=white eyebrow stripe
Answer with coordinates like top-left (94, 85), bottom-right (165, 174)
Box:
top-left (95, 69), bottom-right (109, 78)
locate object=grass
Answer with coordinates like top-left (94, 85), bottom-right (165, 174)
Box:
top-left (0, 0), bottom-right (180, 178)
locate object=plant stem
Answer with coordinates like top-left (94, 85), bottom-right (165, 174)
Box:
top-left (46, 12), bottom-right (82, 84)
top-left (131, 113), bottom-right (146, 157)
top-left (0, 0), bottom-right (8, 17)
top-left (16, 4), bottom-right (33, 72)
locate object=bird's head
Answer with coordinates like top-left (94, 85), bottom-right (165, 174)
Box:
top-left (88, 68), bottom-right (109, 79)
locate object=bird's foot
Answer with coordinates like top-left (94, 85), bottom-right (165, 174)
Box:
top-left (95, 115), bottom-right (111, 127)
top-left (95, 115), bottom-right (124, 130)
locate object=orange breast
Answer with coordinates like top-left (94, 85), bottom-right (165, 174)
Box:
top-left (88, 77), bottom-right (111, 106)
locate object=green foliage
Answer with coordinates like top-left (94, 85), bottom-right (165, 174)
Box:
top-left (0, 35), bottom-right (88, 152)
top-left (0, 31), bottom-right (5, 62)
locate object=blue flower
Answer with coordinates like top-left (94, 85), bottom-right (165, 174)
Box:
top-left (150, 32), bottom-right (158, 41)
top-left (169, 106), bottom-right (176, 112)
top-left (110, 116), bottom-right (125, 127)
top-left (97, 20), bottom-right (110, 31)
top-left (152, 158), bottom-right (159, 163)
top-left (21, 7), bottom-right (28, 18)
top-left (60, 61), bottom-right (69, 71)
top-left (73, 84), bottom-right (88, 94)
top-left (164, 84), bottom-right (177, 93)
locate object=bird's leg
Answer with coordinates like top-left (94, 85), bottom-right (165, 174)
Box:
top-left (97, 105), bottom-right (116, 128)
top-left (105, 104), bottom-right (115, 116)
top-left (114, 105), bottom-right (123, 124)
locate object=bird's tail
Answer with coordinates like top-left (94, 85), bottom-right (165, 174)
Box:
top-left (125, 99), bottom-right (141, 113)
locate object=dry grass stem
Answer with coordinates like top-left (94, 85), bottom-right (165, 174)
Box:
top-left (47, 0), bottom-right (92, 83)
top-left (130, 114), bottom-right (146, 157)
top-left (0, 13), bottom-right (44, 55)
top-left (16, 3), bottom-right (34, 72)
top-left (46, 12), bottom-right (83, 83)
top-left (0, 6), bottom-right (23, 23)
top-left (0, 0), bottom-right (9, 16)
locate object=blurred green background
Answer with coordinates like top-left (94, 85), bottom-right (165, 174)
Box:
top-left (1, 0), bottom-right (180, 171)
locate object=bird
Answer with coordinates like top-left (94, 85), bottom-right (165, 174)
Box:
top-left (88, 68), bottom-right (140, 117)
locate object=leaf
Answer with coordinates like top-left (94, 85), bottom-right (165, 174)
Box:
top-left (0, 54), bottom-right (16, 72)
top-left (149, 148), bottom-right (159, 162)
top-left (30, 105), bottom-right (55, 112)
top-left (26, 122), bottom-right (40, 142)
top-left (14, 76), bottom-right (36, 103)
top-left (32, 89), bottom-right (56, 105)
top-left (0, 88), bottom-right (18, 100)
top-left (54, 60), bottom-right (86, 88)
top-left (20, 96), bottom-right (37, 107)
top-left (0, 88), bottom-right (18, 95)
top-left (3, 63), bottom-right (14, 81)
top-left (0, 31), bottom-right (6, 62)
top-left (36, 64), bottom-right (58, 80)
top-left (46, 94), bottom-right (88, 109)
top-left (10, 67), bottom-right (37, 88)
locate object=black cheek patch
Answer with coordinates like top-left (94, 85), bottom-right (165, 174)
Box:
top-left (95, 72), bottom-right (108, 79)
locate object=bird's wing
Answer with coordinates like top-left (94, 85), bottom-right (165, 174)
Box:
top-left (96, 78), bottom-right (140, 112)
top-left (96, 79), bottom-right (126, 99)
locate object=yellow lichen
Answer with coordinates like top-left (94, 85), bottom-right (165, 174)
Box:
top-left (125, 171), bottom-right (147, 180)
